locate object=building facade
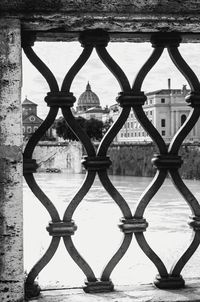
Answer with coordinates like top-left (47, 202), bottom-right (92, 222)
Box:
top-left (115, 83), bottom-right (200, 144)
top-left (22, 97), bottom-right (53, 140)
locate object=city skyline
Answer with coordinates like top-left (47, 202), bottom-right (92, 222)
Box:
top-left (22, 42), bottom-right (200, 118)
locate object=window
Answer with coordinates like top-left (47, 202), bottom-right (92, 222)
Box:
top-left (34, 126), bottom-right (38, 132)
top-left (161, 119), bottom-right (166, 127)
top-left (131, 132), bottom-right (133, 137)
top-left (138, 132), bottom-right (140, 136)
top-left (150, 110), bottom-right (152, 115)
top-left (131, 122), bottom-right (133, 128)
top-left (149, 99), bottom-right (152, 104)
top-left (127, 122), bottom-right (129, 129)
top-left (29, 115), bottom-right (35, 122)
top-left (121, 133), bottom-right (123, 137)
top-left (127, 133), bottom-right (129, 137)
top-left (161, 98), bottom-right (165, 103)
top-left (27, 126), bottom-right (32, 133)
top-left (161, 130), bottom-right (165, 136)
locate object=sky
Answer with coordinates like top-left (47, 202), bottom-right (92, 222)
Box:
top-left (22, 42), bottom-right (200, 119)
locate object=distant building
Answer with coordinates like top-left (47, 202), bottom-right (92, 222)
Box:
top-left (22, 97), bottom-right (53, 140)
top-left (114, 80), bottom-right (200, 143)
top-left (75, 82), bottom-right (108, 120)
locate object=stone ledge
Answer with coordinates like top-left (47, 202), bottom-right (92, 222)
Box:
top-left (29, 278), bottom-right (200, 302)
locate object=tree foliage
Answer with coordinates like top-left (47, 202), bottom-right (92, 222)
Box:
top-left (55, 116), bottom-right (113, 141)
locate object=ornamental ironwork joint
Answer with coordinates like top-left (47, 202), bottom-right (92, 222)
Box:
top-left (150, 33), bottom-right (182, 48)
top-left (119, 217), bottom-right (148, 233)
top-left (82, 156), bottom-right (112, 171)
top-left (46, 220), bottom-right (77, 236)
top-left (45, 92), bottom-right (76, 107)
top-left (21, 31), bottom-right (37, 48)
top-left (188, 215), bottom-right (200, 231)
top-left (23, 158), bottom-right (38, 174)
top-left (154, 274), bottom-right (185, 289)
top-left (152, 154), bottom-right (183, 170)
top-left (185, 92), bottom-right (200, 107)
top-left (79, 29), bottom-right (110, 48)
top-left (25, 280), bottom-right (41, 300)
top-left (84, 279), bottom-right (114, 293)
top-left (117, 91), bottom-right (147, 107)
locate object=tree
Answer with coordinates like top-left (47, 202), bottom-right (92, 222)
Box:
top-left (54, 116), bottom-right (112, 141)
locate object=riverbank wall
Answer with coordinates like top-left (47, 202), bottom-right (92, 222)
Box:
top-left (31, 141), bottom-right (200, 179)
top-left (108, 143), bottom-right (200, 179)
top-left (33, 141), bottom-right (82, 173)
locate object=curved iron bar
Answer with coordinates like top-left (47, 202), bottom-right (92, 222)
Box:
top-left (101, 234), bottom-right (133, 281)
top-left (97, 170), bottom-right (133, 280)
top-left (170, 232), bottom-right (200, 277)
top-left (96, 46), bottom-right (131, 92)
top-left (61, 46), bottom-right (93, 92)
top-left (63, 171), bottom-right (96, 221)
top-left (169, 170), bottom-right (200, 216)
top-left (134, 169), bottom-right (167, 218)
top-left (132, 47), bottom-right (164, 92)
top-left (98, 170), bottom-right (132, 219)
top-left (168, 109), bottom-right (200, 155)
top-left (23, 46), bottom-right (59, 92)
top-left (62, 108), bottom-right (96, 157)
top-left (167, 47), bottom-right (200, 92)
top-left (24, 173), bottom-right (60, 222)
top-left (97, 107), bottom-right (131, 156)
top-left (133, 106), bottom-right (167, 154)
top-left (24, 107), bottom-right (59, 159)
top-left (63, 236), bottom-right (97, 282)
top-left (26, 237), bottom-right (61, 284)
top-left (134, 233), bottom-right (168, 277)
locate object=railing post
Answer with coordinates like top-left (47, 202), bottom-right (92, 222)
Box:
top-left (0, 19), bottom-right (23, 301)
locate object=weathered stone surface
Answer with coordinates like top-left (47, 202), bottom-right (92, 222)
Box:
top-left (29, 279), bottom-right (200, 302)
top-left (0, 18), bottom-right (23, 302)
top-left (1, 1), bottom-right (200, 39)
top-left (1, 0), bottom-right (200, 14)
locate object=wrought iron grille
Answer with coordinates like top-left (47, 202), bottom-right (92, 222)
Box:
top-left (22, 30), bottom-right (200, 299)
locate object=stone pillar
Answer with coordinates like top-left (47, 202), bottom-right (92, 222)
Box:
top-left (0, 19), bottom-right (23, 302)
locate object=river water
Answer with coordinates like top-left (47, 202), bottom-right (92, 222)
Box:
top-left (23, 173), bottom-right (200, 289)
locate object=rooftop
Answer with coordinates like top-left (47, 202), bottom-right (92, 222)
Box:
top-left (22, 97), bottom-right (37, 106)
top-left (145, 89), bottom-right (190, 96)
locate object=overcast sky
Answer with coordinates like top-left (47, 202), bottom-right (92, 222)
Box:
top-left (22, 42), bottom-right (200, 119)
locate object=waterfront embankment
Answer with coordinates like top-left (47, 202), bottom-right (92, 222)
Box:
top-left (108, 143), bottom-right (200, 179)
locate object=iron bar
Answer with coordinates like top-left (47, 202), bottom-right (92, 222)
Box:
top-left (96, 46), bottom-right (131, 92)
top-left (61, 46), bottom-right (93, 92)
top-left (63, 236), bottom-right (97, 282)
top-left (170, 232), bottom-right (200, 277)
top-left (23, 44), bottom-right (59, 92)
top-left (132, 47), bottom-right (164, 92)
top-left (100, 234), bottom-right (133, 281)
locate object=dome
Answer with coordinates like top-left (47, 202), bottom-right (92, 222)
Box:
top-left (77, 82), bottom-right (101, 112)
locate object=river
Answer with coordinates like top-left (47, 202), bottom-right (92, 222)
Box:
top-left (23, 173), bottom-right (200, 289)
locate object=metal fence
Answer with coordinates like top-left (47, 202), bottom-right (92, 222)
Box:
top-left (22, 29), bottom-right (200, 299)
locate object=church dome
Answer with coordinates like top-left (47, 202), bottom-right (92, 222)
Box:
top-left (77, 82), bottom-right (101, 112)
